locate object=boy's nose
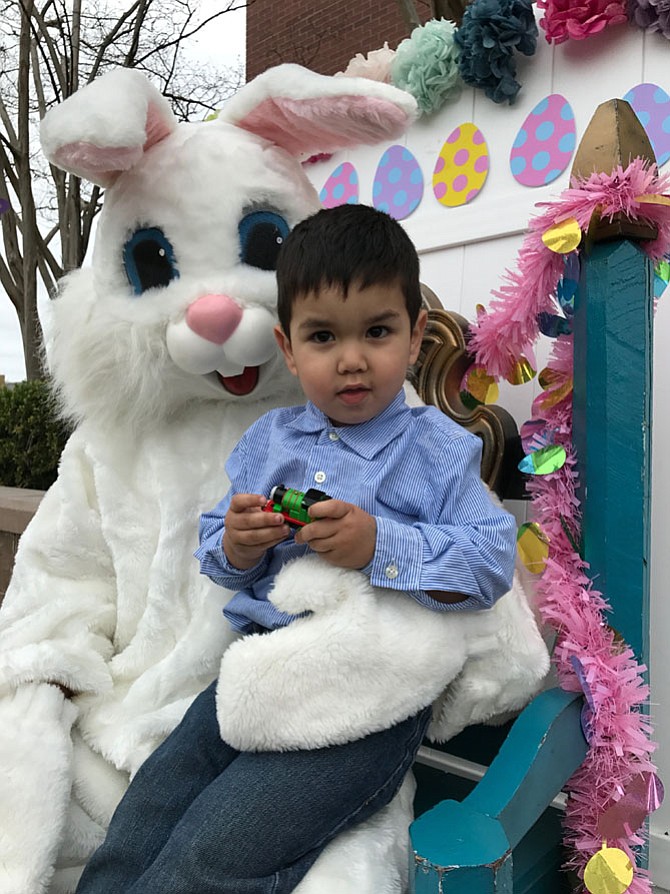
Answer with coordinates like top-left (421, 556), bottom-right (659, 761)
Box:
top-left (337, 344), bottom-right (367, 373)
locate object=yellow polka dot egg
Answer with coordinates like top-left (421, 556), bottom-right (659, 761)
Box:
top-left (432, 123), bottom-right (489, 208)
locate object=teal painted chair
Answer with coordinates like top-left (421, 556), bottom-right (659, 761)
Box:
top-left (408, 101), bottom-right (654, 894)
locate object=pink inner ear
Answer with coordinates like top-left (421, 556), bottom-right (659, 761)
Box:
top-left (144, 102), bottom-right (175, 151)
top-left (237, 96), bottom-right (409, 155)
top-left (53, 142), bottom-right (144, 186)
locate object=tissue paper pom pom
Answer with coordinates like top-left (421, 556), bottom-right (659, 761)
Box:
top-left (537, 0), bottom-right (628, 43)
top-left (337, 42), bottom-right (396, 83)
top-left (455, 0), bottom-right (538, 104)
top-left (628, 0), bottom-right (670, 37)
top-left (390, 19), bottom-right (462, 115)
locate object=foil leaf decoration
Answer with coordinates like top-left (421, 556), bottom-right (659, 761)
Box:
top-left (518, 444), bottom-right (566, 475)
top-left (517, 522), bottom-right (550, 574)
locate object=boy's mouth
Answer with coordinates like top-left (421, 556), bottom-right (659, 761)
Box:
top-left (337, 385), bottom-right (370, 405)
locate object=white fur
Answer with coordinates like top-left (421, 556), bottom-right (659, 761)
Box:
top-left (0, 66), bottom-right (424, 892)
top-left (217, 556), bottom-right (468, 751)
top-left (217, 557), bottom-right (549, 752)
top-left (0, 684), bottom-right (77, 894)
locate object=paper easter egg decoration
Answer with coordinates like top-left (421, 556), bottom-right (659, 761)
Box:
top-left (510, 95), bottom-right (576, 187)
top-left (372, 145), bottom-right (424, 220)
top-left (624, 83), bottom-right (670, 167)
top-left (433, 124), bottom-right (489, 207)
top-left (319, 162), bottom-right (359, 208)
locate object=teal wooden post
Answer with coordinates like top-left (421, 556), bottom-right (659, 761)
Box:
top-left (408, 101), bottom-right (653, 894)
top-left (409, 690), bottom-right (587, 892)
top-left (572, 240), bottom-right (653, 664)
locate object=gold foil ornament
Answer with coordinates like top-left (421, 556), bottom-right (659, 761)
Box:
top-left (635, 193), bottom-right (670, 206)
top-left (505, 356), bottom-right (536, 385)
top-left (583, 845), bottom-right (633, 894)
top-left (541, 217), bottom-right (582, 254)
top-left (517, 522), bottom-right (550, 573)
top-left (463, 367), bottom-right (499, 405)
top-left (534, 367), bottom-right (573, 411)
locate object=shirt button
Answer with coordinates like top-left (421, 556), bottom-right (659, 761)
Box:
top-left (314, 471), bottom-right (326, 484)
top-left (328, 432), bottom-right (339, 441)
top-left (385, 563), bottom-right (399, 580)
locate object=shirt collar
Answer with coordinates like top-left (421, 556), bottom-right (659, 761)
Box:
top-left (286, 390), bottom-right (412, 459)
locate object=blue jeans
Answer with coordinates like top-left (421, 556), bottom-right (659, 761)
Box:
top-left (76, 680), bottom-right (430, 894)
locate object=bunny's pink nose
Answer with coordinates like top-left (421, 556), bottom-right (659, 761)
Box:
top-left (185, 294), bottom-right (243, 344)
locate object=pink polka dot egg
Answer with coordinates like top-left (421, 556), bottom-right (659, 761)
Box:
top-left (432, 123), bottom-right (489, 208)
top-left (510, 94), bottom-right (576, 187)
top-left (319, 162), bottom-right (359, 208)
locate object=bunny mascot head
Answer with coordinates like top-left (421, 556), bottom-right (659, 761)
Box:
top-left (0, 65), bottom-right (428, 894)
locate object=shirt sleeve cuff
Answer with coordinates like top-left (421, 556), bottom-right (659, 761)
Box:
top-left (370, 515), bottom-right (424, 591)
top-left (195, 539), bottom-right (269, 589)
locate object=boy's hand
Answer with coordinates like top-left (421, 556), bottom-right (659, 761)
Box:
top-left (223, 494), bottom-right (289, 570)
top-left (295, 500), bottom-right (376, 570)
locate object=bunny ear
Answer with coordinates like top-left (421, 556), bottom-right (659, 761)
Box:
top-left (40, 68), bottom-right (177, 187)
top-left (220, 63), bottom-right (417, 157)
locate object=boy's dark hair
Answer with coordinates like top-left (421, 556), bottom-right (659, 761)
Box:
top-left (276, 204), bottom-right (422, 335)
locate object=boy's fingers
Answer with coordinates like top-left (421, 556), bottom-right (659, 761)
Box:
top-left (308, 499), bottom-right (348, 520)
top-left (297, 518), bottom-right (338, 543)
top-left (229, 493), bottom-right (267, 512)
top-left (230, 494), bottom-right (267, 512)
top-left (234, 510), bottom-right (286, 530)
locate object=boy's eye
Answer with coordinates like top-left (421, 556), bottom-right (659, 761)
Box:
top-left (311, 331), bottom-right (333, 343)
top-left (367, 325), bottom-right (389, 338)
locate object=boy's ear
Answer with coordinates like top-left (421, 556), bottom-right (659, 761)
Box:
top-left (274, 324), bottom-right (298, 376)
top-left (409, 309), bottom-right (428, 365)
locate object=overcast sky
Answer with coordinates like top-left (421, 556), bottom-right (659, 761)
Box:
top-left (0, 1), bottom-right (246, 382)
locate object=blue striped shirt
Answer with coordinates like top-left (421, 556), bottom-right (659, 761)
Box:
top-left (195, 390), bottom-right (516, 633)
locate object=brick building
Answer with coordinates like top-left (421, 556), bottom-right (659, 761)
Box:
top-left (246, 0), bottom-right (432, 80)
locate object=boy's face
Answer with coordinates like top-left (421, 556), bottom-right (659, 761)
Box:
top-left (274, 280), bottom-right (427, 426)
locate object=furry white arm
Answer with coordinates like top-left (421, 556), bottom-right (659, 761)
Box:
top-left (0, 683), bottom-right (77, 894)
top-left (0, 430), bottom-right (116, 698)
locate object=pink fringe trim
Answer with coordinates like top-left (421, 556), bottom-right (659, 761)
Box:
top-left (470, 161), bottom-right (670, 380)
top-left (471, 159), bottom-right (669, 892)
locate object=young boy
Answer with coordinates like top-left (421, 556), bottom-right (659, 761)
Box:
top-left (75, 205), bottom-right (516, 894)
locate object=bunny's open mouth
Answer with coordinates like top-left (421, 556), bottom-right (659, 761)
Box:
top-left (217, 366), bottom-right (259, 395)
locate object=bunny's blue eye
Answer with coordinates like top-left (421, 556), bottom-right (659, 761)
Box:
top-left (238, 211), bottom-right (289, 271)
top-left (123, 228), bottom-right (178, 295)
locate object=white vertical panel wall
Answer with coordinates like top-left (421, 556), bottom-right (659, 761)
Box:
top-left (306, 19), bottom-right (670, 885)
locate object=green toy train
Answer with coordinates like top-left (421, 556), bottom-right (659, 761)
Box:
top-left (262, 484), bottom-right (331, 527)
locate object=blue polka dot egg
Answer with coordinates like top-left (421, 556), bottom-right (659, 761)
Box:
top-left (372, 145), bottom-right (423, 220)
top-left (509, 94), bottom-right (576, 188)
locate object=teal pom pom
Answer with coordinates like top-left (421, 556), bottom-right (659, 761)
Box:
top-left (390, 19), bottom-right (462, 116)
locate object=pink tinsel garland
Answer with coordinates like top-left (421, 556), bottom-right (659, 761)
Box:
top-left (471, 158), bottom-right (669, 891)
top-left (527, 339), bottom-right (655, 892)
top-left (470, 162), bottom-right (670, 379)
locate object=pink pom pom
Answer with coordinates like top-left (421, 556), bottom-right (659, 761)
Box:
top-left (537, 0), bottom-right (629, 43)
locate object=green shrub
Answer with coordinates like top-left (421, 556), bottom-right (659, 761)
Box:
top-left (0, 380), bottom-right (70, 490)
